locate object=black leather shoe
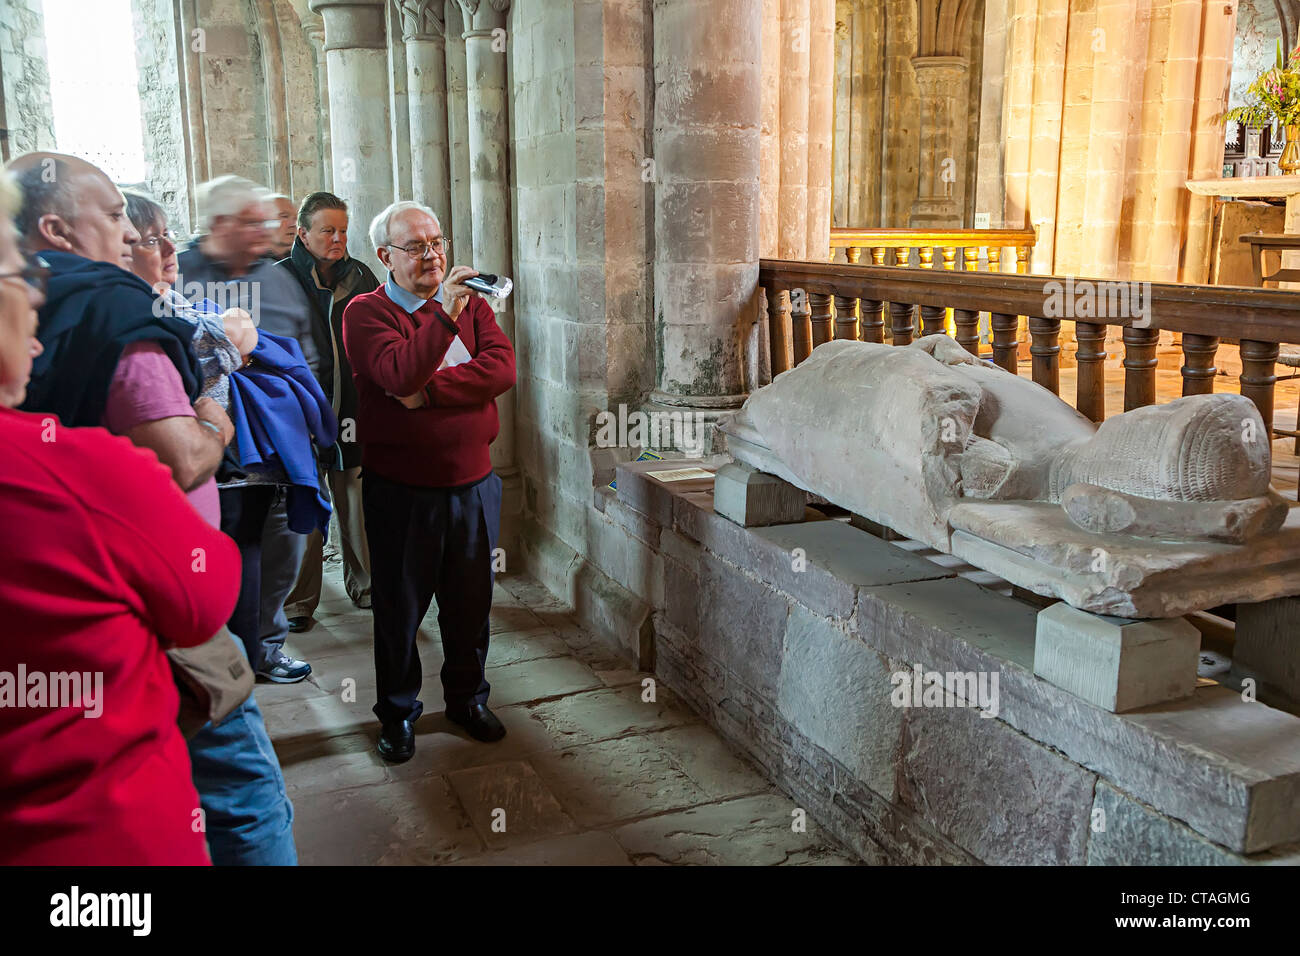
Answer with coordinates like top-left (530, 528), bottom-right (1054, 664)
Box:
top-left (446, 703), bottom-right (506, 742)
top-left (377, 719), bottom-right (415, 763)
top-left (287, 616), bottom-right (313, 633)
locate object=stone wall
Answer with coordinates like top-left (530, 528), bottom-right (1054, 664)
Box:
top-left (588, 459), bottom-right (1300, 865)
top-left (0, 0), bottom-right (56, 160)
top-left (512, 0), bottom-right (654, 567)
top-left (132, 0), bottom-right (191, 233)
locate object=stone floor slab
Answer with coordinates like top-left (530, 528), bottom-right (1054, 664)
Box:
top-left (531, 734), bottom-right (710, 827)
top-left (526, 683), bottom-right (696, 748)
top-left (485, 655), bottom-right (605, 707)
top-left (291, 776), bottom-right (483, 865)
top-left (449, 830), bottom-right (633, 865)
top-left (610, 794), bottom-right (857, 866)
top-left (446, 760), bottom-right (577, 848)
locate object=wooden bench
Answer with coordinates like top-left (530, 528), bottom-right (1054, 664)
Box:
top-left (1239, 232), bottom-right (1300, 287)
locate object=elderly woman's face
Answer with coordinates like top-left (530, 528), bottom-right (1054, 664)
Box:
top-left (0, 223), bottom-right (45, 409)
top-left (129, 214), bottom-right (178, 293)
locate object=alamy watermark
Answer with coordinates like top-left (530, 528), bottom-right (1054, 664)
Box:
top-left (1043, 276), bottom-right (1152, 328)
top-left (594, 404), bottom-right (709, 457)
top-left (890, 663), bottom-right (1000, 719)
top-left (0, 665), bottom-right (103, 718)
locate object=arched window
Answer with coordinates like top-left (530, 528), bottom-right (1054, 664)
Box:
top-left (41, 0), bottom-right (147, 184)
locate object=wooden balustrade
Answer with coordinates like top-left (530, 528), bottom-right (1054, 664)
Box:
top-left (760, 258), bottom-right (1300, 432)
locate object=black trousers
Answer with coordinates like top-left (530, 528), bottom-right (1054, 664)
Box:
top-left (218, 485), bottom-right (276, 670)
top-left (363, 469), bottom-right (502, 726)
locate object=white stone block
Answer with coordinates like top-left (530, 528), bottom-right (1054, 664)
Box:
top-left (712, 462), bottom-right (805, 527)
top-left (1034, 603), bottom-right (1199, 713)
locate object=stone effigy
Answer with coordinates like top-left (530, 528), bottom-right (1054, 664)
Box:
top-left (717, 336), bottom-right (1300, 618)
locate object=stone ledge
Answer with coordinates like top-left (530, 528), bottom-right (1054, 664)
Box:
top-left (852, 577), bottom-right (1300, 854)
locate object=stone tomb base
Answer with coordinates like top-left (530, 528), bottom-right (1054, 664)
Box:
top-left (520, 458), bottom-right (1300, 864)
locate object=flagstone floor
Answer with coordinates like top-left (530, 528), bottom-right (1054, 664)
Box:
top-left (257, 564), bottom-right (855, 866)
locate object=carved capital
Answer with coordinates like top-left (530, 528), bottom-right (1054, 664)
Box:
top-left (395, 0), bottom-right (445, 40)
top-left (456, 0), bottom-right (509, 29)
top-left (308, 0), bottom-right (388, 50)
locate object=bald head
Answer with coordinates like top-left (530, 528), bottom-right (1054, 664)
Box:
top-left (5, 152), bottom-right (139, 270)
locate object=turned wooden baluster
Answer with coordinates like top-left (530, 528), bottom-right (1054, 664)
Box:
top-left (768, 286), bottom-right (793, 375)
top-left (1180, 333), bottom-right (1219, 396)
top-left (859, 298), bottom-right (885, 343)
top-left (988, 246), bottom-right (1002, 274)
top-left (870, 247), bottom-right (886, 266)
top-left (941, 247), bottom-right (958, 271)
top-left (920, 302), bottom-right (947, 336)
top-left (960, 247), bottom-right (985, 354)
top-left (1074, 321), bottom-right (1107, 423)
top-left (1122, 327), bottom-right (1160, 411)
top-left (809, 292), bottom-right (834, 348)
top-left (890, 300), bottom-right (916, 346)
top-left (833, 291), bottom-right (859, 340)
top-left (1029, 316), bottom-right (1062, 396)
top-left (1240, 338), bottom-right (1280, 433)
top-left (846, 246), bottom-right (862, 265)
top-left (895, 246), bottom-right (910, 268)
top-left (990, 312), bottom-right (1019, 372)
top-left (919, 246), bottom-right (935, 269)
top-left (953, 308), bottom-right (980, 355)
top-left (791, 289), bottom-right (813, 366)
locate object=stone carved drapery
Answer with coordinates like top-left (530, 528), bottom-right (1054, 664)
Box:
top-left (309, 0), bottom-right (394, 275)
top-left (396, 0), bottom-right (453, 233)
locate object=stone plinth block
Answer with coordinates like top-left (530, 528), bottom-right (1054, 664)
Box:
top-left (1234, 596), bottom-right (1300, 708)
top-left (1034, 604), bottom-right (1199, 713)
top-left (712, 462), bottom-right (805, 527)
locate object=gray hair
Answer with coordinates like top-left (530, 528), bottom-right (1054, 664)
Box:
top-left (195, 175), bottom-right (269, 232)
top-left (369, 200), bottom-right (440, 252)
top-left (11, 158), bottom-right (76, 240)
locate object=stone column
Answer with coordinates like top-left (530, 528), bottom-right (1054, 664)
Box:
top-left (759, 0), bottom-right (781, 257)
top-left (456, 0), bottom-right (516, 489)
top-left (778, 0), bottom-right (810, 259)
top-left (398, 0), bottom-right (453, 229)
top-left (649, 0), bottom-right (761, 432)
top-left (909, 55), bottom-right (970, 228)
top-left (806, 0), bottom-right (834, 259)
top-left (445, 0), bottom-right (473, 264)
top-left (302, 13), bottom-right (333, 192)
top-left (309, 0), bottom-right (393, 275)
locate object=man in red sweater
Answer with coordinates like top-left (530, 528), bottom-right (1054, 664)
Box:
top-left (342, 201), bottom-right (515, 761)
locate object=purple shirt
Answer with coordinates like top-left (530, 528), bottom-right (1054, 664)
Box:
top-left (102, 342), bottom-right (221, 528)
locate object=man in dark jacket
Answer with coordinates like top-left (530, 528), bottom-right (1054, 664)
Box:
top-left (258, 192), bottom-right (379, 631)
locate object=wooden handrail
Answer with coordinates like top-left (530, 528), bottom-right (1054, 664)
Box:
top-left (829, 227), bottom-right (1038, 249)
top-left (761, 259), bottom-right (1300, 342)
top-left (759, 257), bottom-right (1300, 431)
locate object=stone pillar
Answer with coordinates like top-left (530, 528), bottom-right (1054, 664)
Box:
top-left (805, 0), bottom-right (834, 260)
top-left (759, 0), bottom-right (781, 257)
top-left (456, 0), bottom-right (516, 506)
top-left (445, 0), bottom-right (473, 264)
top-left (778, 0), bottom-right (810, 260)
top-left (302, 13), bottom-right (334, 192)
top-left (386, 0), bottom-right (413, 200)
top-left (309, 0), bottom-right (393, 275)
top-left (398, 1), bottom-right (453, 229)
top-left (650, 0), bottom-right (761, 431)
top-left (909, 56), bottom-right (969, 228)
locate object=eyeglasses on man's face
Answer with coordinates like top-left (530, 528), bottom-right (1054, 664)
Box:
top-left (0, 254), bottom-right (51, 295)
top-left (386, 237), bottom-right (450, 259)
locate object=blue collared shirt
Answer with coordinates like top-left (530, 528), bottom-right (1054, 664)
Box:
top-left (385, 278), bottom-right (443, 314)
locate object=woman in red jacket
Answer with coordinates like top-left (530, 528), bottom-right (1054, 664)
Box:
top-left (0, 171), bottom-right (240, 864)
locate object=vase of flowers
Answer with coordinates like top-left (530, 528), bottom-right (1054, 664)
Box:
top-left (1225, 39), bottom-right (1300, 174)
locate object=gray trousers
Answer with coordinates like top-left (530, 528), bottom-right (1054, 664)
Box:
top-left (285, 466), bottom-right (371, 616)
top-left (260, 487), bottom-right (308, 664)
